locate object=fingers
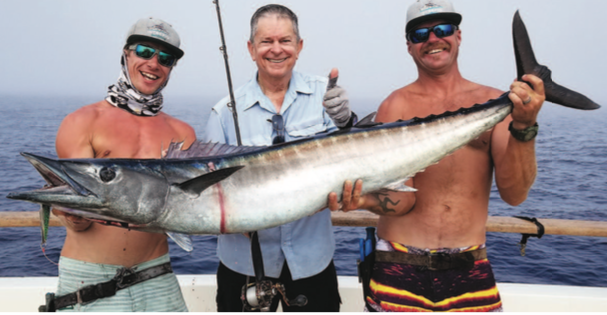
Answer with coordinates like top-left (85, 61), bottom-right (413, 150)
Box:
top-left (522, 74), bottom-right (545, 96)
top-left (327, 68), bottom-right (339, 90)
top-left (341, 180), bottom-right (353, 210)
top-left (351, 179), bottom-right (363, 210)
top-left (327, 179), bottom-right (364, 212)
top-left (327, 192), bottom-right (341, 211)
top-left (508, 74), bottom-right (546, 128)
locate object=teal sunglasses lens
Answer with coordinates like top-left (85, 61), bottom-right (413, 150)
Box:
top-left (134, 44), bottom-right (176, 67)
top-left (157, 51), bottom-right (176, 67)
top-left (135, 45), bottom-right (157, 59)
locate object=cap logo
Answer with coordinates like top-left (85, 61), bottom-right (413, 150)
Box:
top-left (148, 23), bottom-right (170, 41)
top-left (419, 2), bottom-right (443, 16)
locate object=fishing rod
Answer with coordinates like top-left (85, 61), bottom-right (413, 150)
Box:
top-left (213, 0), bottom-right (242, 146)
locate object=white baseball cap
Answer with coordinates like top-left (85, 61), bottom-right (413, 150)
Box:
top-left (126, 17), bottom-right (184, 59)
top-left (406, 0), bottom-right (462, 33)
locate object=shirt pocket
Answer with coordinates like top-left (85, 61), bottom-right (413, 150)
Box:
top-left (286, 117), bottom-right (328, 139)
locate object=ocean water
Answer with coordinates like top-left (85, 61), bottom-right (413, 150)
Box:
top-left (1, 95), bottom-right (606, 288)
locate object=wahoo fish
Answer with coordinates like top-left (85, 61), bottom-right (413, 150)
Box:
top-left (6, 12), bottom-right (600, 251)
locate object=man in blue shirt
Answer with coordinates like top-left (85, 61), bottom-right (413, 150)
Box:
top-left (203, 4), bottom-right (355, 312)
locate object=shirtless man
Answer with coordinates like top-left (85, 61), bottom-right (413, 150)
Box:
top-left (50, 17), bottom-right (195, 312)
top-left (331, 0), bottom-right (545, 312)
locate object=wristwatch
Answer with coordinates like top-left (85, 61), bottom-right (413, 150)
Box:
top-left (508, 121), bottom-right (539, 142)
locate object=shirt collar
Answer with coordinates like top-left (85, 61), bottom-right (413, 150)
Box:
top-left (242, 71), bottom-right (313, 113)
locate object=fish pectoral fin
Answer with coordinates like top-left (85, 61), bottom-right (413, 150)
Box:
top-left (167, 232), bottom-right (193, 252)
top-left (354, 112), bottom-right (382, 128)
top-left (383, 178), bottom-right (417, 192)
top-left (175, 165), bottom-right (245, 196)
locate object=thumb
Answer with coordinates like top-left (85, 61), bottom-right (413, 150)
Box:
top-left (327, 68), bottom-right (339, 90)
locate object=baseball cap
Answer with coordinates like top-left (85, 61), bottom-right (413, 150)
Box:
top-left (126, 17), bottom-right (184, 59)
top-left (406, 0), bottom-right (462, 33)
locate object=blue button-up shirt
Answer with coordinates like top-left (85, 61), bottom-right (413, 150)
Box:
top-left (203, 71), bottom-right (338, 280)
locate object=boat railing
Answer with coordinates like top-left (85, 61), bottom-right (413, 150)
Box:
top-left (1, 211), bottom-right (606, 238)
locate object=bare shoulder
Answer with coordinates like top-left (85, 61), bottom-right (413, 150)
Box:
top-left (376, 85), bottom-right (417, 123)
top-left (162, 113), bottom-right (196, 145)
top-left (60, 101), bottom-right (105, 126)
top-left (465, 81), bottom-right (504, 103)
top-left (56, 101), bottom-right (109, 158)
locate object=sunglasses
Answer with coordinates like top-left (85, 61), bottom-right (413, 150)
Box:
top-left (128, 44), bottom-right (177, 67)
top-left (406, 23), bottom-right (458, 44)
top-left (269, 114), bottom-right (285, 145)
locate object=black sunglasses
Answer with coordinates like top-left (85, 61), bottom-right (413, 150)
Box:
top-left (128, 44), bottom-right (177, 67)
top-left (406, 23), bottom-right (458, 44)
top-left (268, 114), bottom-right (285, 144)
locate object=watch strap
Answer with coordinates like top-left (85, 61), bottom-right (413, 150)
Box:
top-left (508, 121), bottom-right (539, 142)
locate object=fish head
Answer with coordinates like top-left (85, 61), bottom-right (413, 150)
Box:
top-left (7, 153), bottom-right (170, 224)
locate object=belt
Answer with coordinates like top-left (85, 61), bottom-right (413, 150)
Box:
top-left (375, 248), bottom-right (487, 271)
top-left (53, 262), bottom-right (173, 310)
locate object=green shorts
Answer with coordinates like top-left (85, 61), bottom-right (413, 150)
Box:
top-left (56, 254), bottom-right (187, 312)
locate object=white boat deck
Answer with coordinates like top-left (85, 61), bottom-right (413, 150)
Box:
top-left (1, 275), bottom-right (607, 312)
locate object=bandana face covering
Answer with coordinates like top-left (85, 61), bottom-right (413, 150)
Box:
top-left (105, 52), bottom-right (171, 116)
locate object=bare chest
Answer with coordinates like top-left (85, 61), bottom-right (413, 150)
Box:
top-left (91, 114), bottom-right (179, 159)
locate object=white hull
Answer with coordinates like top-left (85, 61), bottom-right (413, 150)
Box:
top-left (1, 275), bottom-right (607, 312)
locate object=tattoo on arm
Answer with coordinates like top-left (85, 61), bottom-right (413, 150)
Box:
top-left (370, 190), bottom-right (400, 214)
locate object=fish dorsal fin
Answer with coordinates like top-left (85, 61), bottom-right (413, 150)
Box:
top-left (175, 165), bottom-right (244, 196)
top-left (354, 112), bottom-right (382, 128)
top-left (167, 232), bottom-right (193, 252)
top-left (165, 141), bottom-right (265, 159)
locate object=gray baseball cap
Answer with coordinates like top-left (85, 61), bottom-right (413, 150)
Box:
top-left (406, 0), bottom-right (462, 33)
top-left (126, 17), bottom-right (184, 59)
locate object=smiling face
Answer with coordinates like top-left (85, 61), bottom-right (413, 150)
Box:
top-left (125, 41), bottom-right (172, 95)
top-left (247, 15), bottom-right (303, 84)
top-left (407, 19), bottom-right (461, 75)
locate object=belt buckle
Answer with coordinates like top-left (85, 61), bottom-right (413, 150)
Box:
top-left (113, 267), bottom-right (136, 289)
top-left (426, 252), bottom-right (450, 271)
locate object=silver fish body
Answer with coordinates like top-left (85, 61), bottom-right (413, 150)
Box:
top-left (6, 98), bottom-right (512, 235)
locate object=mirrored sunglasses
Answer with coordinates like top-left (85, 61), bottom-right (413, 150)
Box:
top-left (128, 44), bottom-right (177, 67)
top-left (406, 24), bottom-right (458, 44)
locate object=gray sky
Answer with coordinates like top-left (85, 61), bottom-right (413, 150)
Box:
top-left (1, 0), bottom-right (605, 107)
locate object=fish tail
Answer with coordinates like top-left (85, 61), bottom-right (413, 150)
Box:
top-left (513, 11), bottom-right (600, 110)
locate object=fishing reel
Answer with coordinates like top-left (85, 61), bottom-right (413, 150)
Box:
top-left (241, 280), bottom-right (307, 311)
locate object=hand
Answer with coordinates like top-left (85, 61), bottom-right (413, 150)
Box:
top-left (323, 68), bottom-right (352, 128)
top-left (52, 209), bottom-right (93, 232)
top-left (508, 74), bottom-right (545, 130)
top-left (328, 179), bottom-right (364, 212)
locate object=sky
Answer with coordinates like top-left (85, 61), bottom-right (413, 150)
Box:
top-left (1, 0), bottom-right (606, 108)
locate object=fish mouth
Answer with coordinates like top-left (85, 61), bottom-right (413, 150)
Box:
top-left (6, 153), bottom-right (98, 204)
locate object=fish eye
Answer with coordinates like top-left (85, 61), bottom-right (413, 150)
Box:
top-left (99, 167), bottom-right (116, 182)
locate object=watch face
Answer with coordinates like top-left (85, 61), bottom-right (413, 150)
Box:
top-left (509, 122), bottom-right (539, 142)
top-left (523, 128), bottom-right (538, 141)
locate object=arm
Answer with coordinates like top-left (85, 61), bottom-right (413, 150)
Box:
top-left (492, 74), bottom-right (545, 205)
top-left (202, 108), bottom-right (229, 144)
top-left (327, 93), bottom-right (416, 216)
top-left (168, 117), bottom-right (197, 150)
top-left (53, 108), bottom-right (97, 231)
